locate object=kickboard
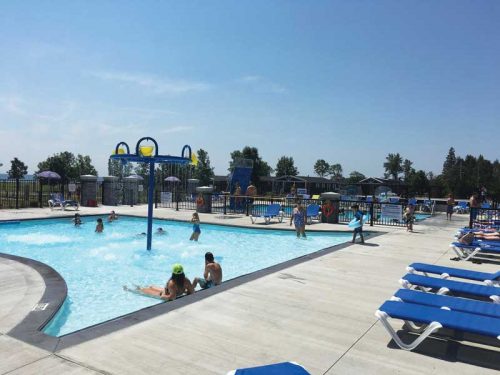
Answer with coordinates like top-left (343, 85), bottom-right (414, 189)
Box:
top-left (123, 285), bottom-right (165, 300)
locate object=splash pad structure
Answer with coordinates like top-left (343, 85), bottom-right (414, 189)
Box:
top-left (110, 137), bottom-right (192, 250)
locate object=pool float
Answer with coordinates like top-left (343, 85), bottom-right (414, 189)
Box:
top-left (348, 215), bottom-right (370, 228)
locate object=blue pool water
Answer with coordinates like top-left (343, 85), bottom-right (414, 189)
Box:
top-left (0, 216), bottom-right (351, 336)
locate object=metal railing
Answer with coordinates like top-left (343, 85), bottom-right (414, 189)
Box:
top-left (469, 207), bottom-right (500, 229)
top-left (156, 194), bottom-right (417, 227)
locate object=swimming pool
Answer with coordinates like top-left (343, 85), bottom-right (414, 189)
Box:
top-left (0, 216), bottom-right (352, 336)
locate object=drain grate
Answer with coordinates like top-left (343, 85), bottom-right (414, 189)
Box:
top-left (32, 303), bottom-right (49, 311)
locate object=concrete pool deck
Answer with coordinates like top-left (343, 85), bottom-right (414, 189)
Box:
top-left (0, 206), bottom-right (499, 374)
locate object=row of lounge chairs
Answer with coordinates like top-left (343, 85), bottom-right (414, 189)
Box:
top-left (451, 226), bottom-right (500, 262)
top-left (250, 204), bottom-right (321, 225)
top-left (376, 262), bottom-right (500, 351)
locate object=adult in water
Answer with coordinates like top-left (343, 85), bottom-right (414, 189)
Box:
top-left (192, 252), bottom-right (223, 290)
top-left (134, 264), bottom-right (194, 301)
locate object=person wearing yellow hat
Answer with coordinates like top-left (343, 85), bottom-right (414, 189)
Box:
top-left (131, 264), bottom-right (194, 301)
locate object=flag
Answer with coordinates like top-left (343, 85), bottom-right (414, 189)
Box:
top-left (191, 152), bottom-right (198, 166)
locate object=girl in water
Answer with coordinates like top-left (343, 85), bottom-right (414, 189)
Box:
top-left (290, 203), bottom-right (306, 238)
top-left (190, 212), bottom-right (201, 241)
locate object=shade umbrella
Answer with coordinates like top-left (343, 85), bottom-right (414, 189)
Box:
top-left (125, 174), bottom-right (144, 180)
top-left (164, 176), bottom-right (180, 182)
top-left (37, 171), bottom-right (61, 179)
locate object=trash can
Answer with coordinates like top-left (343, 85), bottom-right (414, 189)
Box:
top-left (80, 175), bottom-right (98, 207)
top-left (196, 186), bottom-right (213, 213)
top-left (320, 192), bottom-right (340, 224)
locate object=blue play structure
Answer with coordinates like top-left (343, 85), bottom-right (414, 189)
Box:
top-left (110, 137), bottom-right (192, 250)
top-left (228, 159), bottom-right (253, 210)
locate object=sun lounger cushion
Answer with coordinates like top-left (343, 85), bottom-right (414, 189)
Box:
top-left (379, 300), bottom-right (500, 339)
top-left (231, 362), bottom-right (310, 375)
top-left (408, 262), bottom-right (500, 282)
top-left (394, 289), bottom-right (500, 318)
top-left (401, 273), bottom-right (499, 300)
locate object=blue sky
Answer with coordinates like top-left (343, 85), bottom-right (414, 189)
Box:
top-left (0, 1), bottom-right (499, 177)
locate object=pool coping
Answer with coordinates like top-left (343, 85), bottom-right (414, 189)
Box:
top-left (0, 253), bottom-right (67, 352)
top-left (1, 216), bottom-right (384, 352)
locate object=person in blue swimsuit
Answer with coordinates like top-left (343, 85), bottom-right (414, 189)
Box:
top-left (190, 212), bottom-right (201, 241)
top-left (351, 204), bottom-right (364, 244)
top-left (290, 203), bottom-right (306, 238)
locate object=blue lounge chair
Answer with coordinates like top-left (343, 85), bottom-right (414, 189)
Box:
top-left (407, 262), bottom-right (500, 286)
top-left (305, 204), bottom-right (321, 224)
top-left (399, 273), bottom-right (500, 303)
top-left (393, 289), bottom-right (500, 318)
top-left (48, 193), bottom-right (79, 211)
top-left (450, 242), bottom-right (500, 261)
top-left (376, 300), bottom-right (500, 350)
top-left (227, 362), bottom-right (310, 375)
top-left (250, 204), bottom-right (283, 224)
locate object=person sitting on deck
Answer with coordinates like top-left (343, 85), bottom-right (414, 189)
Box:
top-left (192, 252), bottom-right (223, 290)
top-left (135, 264), bottom-right (194, 301)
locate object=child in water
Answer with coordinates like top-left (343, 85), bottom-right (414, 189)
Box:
top-left (95, 218), bottom-right (104, 233)
top-left (290, 203), bottom-right (306, 238)
top-left (190, 213), bottom-right (201, 241)
top-left (72, 213), bottom-right (82, 226)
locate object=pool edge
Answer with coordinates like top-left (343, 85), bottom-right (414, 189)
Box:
top-left (1, 219), bottom-right (385, 352)
top-left (0, 253), bottom-right (66, 352)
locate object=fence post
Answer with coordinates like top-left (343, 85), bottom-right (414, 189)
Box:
top-left (38, 182), bottom-right (42, 208)
top-left (15, 179), bottom-right (19, 209)
top-left (245, 199), bottom-right (250, 216)
top-left (155, 189), bottom-right (158, 209)
top-left (370, 202), bottom-right (374, 226)
top-left (175, 194), bottom-right (179, 211)
top-left (223, 194), bottom-right (227, 215)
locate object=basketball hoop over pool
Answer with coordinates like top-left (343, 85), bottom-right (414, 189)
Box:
top-left (110, 137), bottom-right (193, 250)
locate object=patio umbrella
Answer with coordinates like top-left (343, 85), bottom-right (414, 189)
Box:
top-left (125, 174), bottom-right (144, 180)
top-left (37, 171), bottom-right (61, 179)
top-left (164, 176), bottom-right (180, 182)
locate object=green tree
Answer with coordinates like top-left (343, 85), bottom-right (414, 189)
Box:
top-left (108, 158), bottom-right (132, 178)
top-left (329, 163), bottom-right (343, 180)
top-left (402, 159), bottom-right (414, 182)
top-left (37, 152), bottom-right (98, 182)
top-left (347, 171), bottom-right (365, 184)
top-left (229, 146), bottom-right (272, 183)
top-left (314, 159), bottom-right (330, 178)
top-left (7, 157), bottom-right (28, 179)
top-left (75, 154), bottom-right (97, 176)
top-left (383, 153), bottom-right (403, 180)
top-left (193, 149), bottom-right (214, 186)
top-left (441, 147), bottom-right (459, 194)
top-left (275, 156), bottom-right (298, 177)
top-left (134, 163), bottom-right (150, 179)
top-left (407, 170), bottom-right (429, 196)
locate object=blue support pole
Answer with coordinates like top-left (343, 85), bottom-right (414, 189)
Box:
top-left (147, 161), bottom-right (155, 250)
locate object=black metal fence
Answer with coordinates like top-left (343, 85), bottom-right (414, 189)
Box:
top-left (0, 180), bottom-right (100, 209)
top-left (157, 194), bottom-right (422, 227)
top-left (2, 180), bottom-right (430, 228)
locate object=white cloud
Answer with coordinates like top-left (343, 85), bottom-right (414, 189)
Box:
top-left (159, 126), bottom-right (193, 134)
top-left (89, 71), bottom-right (211, 94)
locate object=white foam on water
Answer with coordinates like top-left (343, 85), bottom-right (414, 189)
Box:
top-left (6, 233), bottom-right (73, 245)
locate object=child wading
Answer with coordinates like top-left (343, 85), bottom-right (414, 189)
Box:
top-left (351, 204), bottom-right (364, 244)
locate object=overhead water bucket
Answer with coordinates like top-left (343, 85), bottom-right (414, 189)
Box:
top-left (139, 146), bottom-right (154, 157)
